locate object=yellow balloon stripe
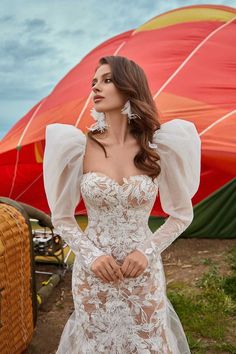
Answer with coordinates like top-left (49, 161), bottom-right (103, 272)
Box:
top-left (135, 7), bottom-right (236, 32)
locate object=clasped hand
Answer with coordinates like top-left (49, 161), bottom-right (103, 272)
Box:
top-left (91, 250), bottom-right (148, 283)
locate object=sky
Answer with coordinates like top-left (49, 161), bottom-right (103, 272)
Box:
top-left (0, 0), bottom-right (235, 139)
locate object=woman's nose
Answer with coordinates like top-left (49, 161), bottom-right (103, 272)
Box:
top-left (92, 81), bottom-right (102, 91)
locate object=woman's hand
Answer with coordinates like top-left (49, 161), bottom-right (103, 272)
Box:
top-left (91, 255), bottom-right (124, 283)
top-left (121, 250), bottom-right (148, 278)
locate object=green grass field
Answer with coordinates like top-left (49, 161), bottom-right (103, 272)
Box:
top-left (167, 246), bottom-right (236, 353)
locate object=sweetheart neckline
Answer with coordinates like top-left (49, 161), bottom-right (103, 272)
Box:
top-left (81, 171), bottom-right (158, 187)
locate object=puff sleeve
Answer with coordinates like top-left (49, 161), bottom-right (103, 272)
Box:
top-left (136, 119), bottom-right (201, 265)
top-left (43, 123), bottom-right (106, 271)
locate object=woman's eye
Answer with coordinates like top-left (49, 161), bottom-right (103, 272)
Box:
top-left (91, 78), bottom-right (112, 87)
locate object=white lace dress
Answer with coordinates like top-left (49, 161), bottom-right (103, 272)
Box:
top-left (43, 119), bottom-right (201, 354)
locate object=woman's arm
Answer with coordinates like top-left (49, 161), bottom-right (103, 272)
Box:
top-left (43, 123), bottom-right (107, 271)
top-left (136, 119), bottom-right (201, 265)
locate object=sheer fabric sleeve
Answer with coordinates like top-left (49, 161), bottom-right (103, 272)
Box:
top-left (43, 123), bottom-right (106, 271)
top-left (136, 119), bottom-right (201, 265)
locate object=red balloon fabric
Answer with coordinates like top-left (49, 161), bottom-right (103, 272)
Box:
top-left (0, 4), bottom-right (235, 217)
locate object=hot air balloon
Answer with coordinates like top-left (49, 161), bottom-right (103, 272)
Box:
top-left (0, 4), bottom-right (235, 237)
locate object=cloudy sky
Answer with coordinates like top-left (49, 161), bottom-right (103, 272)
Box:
top-left (0, 0), bottom-right (235, 139)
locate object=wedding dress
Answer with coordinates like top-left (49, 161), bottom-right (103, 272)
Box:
top-left (43, 118), bottom-right (201, 354)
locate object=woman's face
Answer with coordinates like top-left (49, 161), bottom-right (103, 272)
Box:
top-left (91, 63), bottom-right (126, 113)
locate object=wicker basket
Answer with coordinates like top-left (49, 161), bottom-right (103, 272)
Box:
top-left (0, 203), bottom-right (36, 354)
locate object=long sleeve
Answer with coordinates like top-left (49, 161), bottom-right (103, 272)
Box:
top-left (136, 119), bottom-right (201, 264)
top-left (43, 123), bottom-right (106, 271)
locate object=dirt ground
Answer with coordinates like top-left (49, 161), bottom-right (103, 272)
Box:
top-left (24, 238), bottom-right (236, 354)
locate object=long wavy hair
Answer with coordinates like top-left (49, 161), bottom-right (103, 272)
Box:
top-left (87, 55), bottom-right (161, 180)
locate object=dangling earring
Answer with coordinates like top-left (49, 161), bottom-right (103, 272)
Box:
top-left (87, 107), bottom-right (109, 132)
top-left (121, 100), bottom-right (142, 123)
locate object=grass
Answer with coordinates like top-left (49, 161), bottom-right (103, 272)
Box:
top-left (167, 246), bottom-right (236, 354)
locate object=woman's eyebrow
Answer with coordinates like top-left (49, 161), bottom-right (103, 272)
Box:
top-left (92, 72), bottom-right (112, 82)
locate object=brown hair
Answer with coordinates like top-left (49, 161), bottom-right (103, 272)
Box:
top-left (88, 55), bottom-right (161, 180)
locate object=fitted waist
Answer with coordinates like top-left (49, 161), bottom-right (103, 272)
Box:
top-left (84, 221), bottom-right (152, 247)
top-left (86, 219), bottom-right (150, 234)
top-left (86, 212), bottom-right (150, 226)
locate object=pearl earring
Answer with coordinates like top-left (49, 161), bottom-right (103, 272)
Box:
top-left (87, 107), bottom-right (109, 132)
top-left (121, 100), bottom-right (142, 123)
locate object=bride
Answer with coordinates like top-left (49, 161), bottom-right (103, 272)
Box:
top-left (43, 55), bottom-right (201, 353)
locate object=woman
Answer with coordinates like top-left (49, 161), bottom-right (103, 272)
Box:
top-left (43, 55), bottom-right (201, 353)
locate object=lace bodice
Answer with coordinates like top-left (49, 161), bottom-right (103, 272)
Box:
top-left (43, 119), bottom-right (201, 354)
top-left (80, 171), bottom-right (158, 263)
